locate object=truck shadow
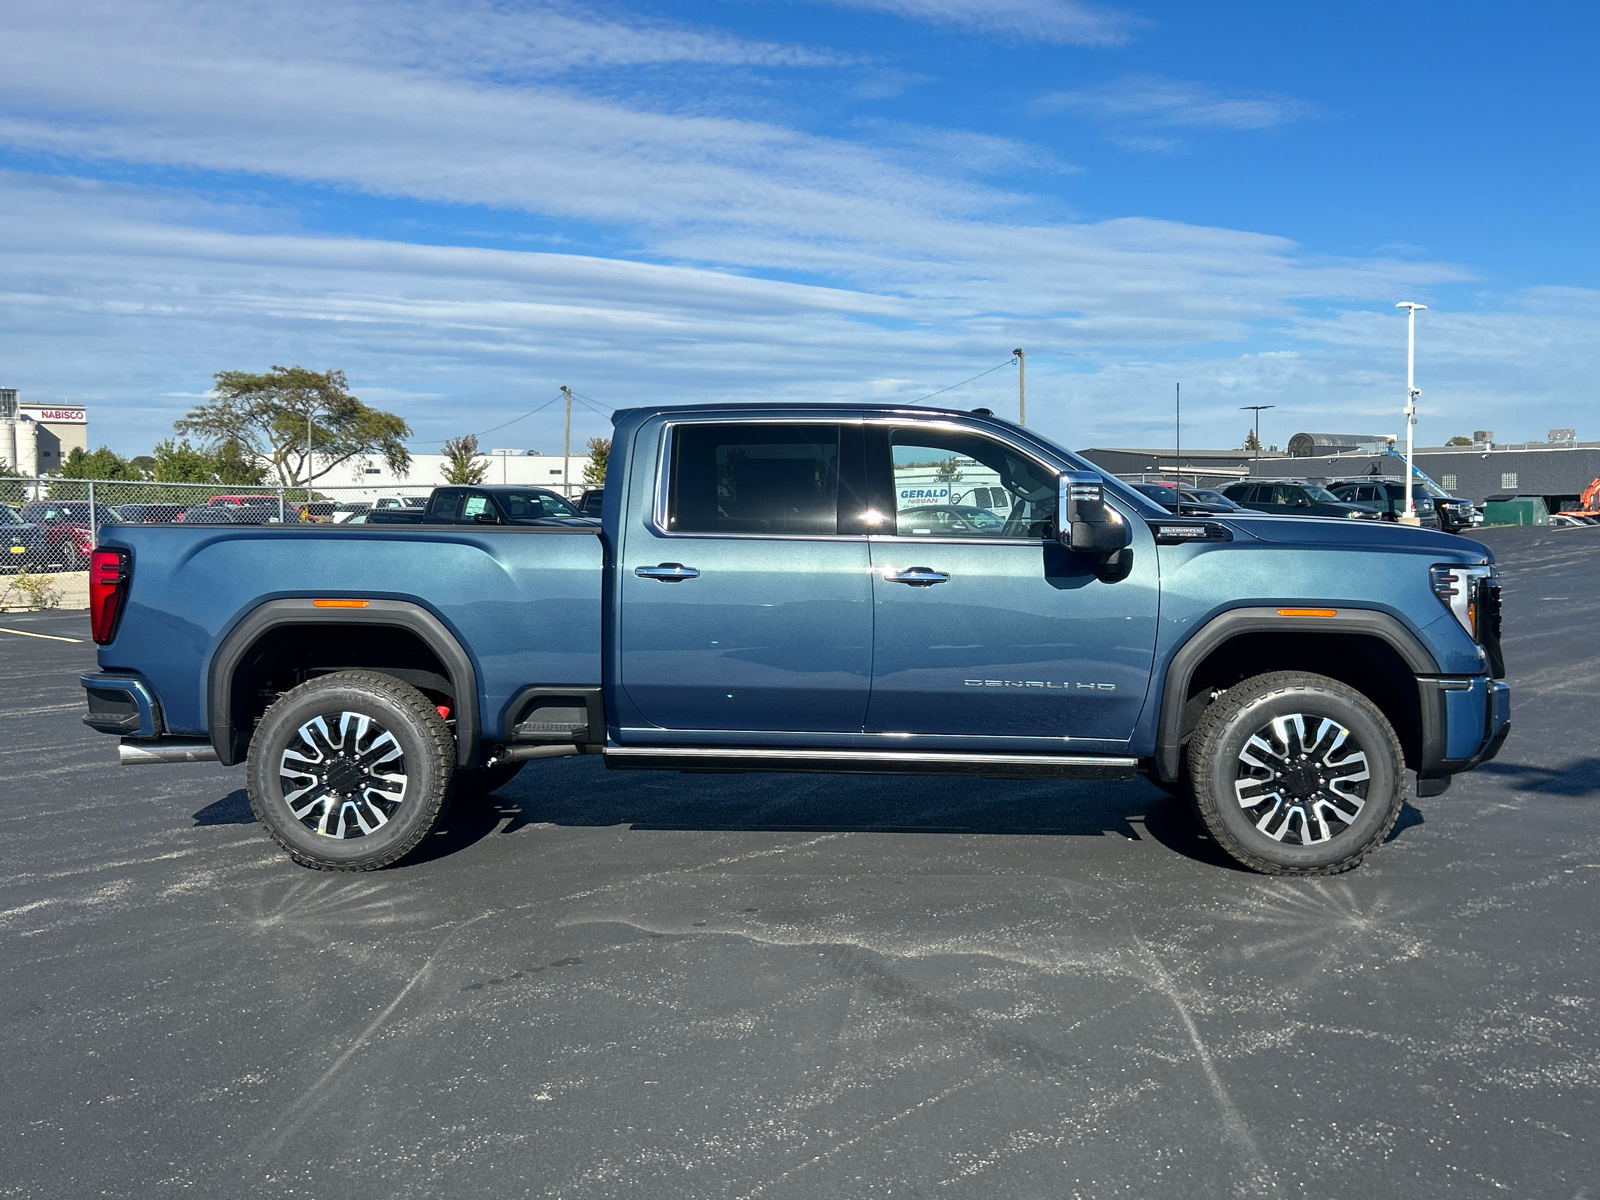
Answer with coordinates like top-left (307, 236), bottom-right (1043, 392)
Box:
top-left (194, 763), bottom-right (1425, 872)
top-left (1474, 757), bottom-right (1600, 796)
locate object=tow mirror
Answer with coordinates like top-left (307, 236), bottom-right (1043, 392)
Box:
top-left (1059, 472), bottom-right (1132, 555)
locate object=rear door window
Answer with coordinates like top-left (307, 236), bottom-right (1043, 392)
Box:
top-left (666, 423), bottom-right (846, 536)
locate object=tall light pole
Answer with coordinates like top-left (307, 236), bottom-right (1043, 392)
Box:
top-left (1012, 349), bottom-right (1025, 426)
top-left (561, 385), bottom-right (573, 498)
top-left (1241, 405), bottom-right (1275, 467)
top-left (1396, 302), bottom-right (1427, 524)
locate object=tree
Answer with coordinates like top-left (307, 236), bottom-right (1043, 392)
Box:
top-left (583, 437), bottom-right (610, 488)
top-left (1244, 429), bottom-right (1262, 452)
top-left (1445, 435), bottom-right (1473, 446)
top-left (152, 438), bottom-right (267, 485)
top-left (933, 455), bottom-right (965, 484)
top-left (60, 445), bottom-right (144, 480)
top-left (176, 366), bottom-right (411, 487)
top-left (441, 434), bottom-right (489, 485)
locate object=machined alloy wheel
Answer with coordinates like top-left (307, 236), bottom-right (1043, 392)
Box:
top-left (1233, 713), bottom-right (1370, 845)
top-left (279, 711), bottom-right (409, 838)
top-left (1188, 671), bottom-right (1404, 875)
top-left (246, 670), bottom-right (455, 870)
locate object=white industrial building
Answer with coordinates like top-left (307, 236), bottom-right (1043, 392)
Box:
top-left (0, 389), bottom-right (90, 475)
top-left (327, 449), bottom-right (595, 499)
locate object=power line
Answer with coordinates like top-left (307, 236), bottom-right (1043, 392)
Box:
top-left (405, 393), bottom-right (563, 446)
top-left (906, 357), bottom-right (1019, 405)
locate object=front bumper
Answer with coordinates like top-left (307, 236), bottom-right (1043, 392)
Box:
top-left (1416, 677), bottom-right (1510, 793)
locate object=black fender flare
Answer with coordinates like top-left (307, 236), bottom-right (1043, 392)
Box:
top-left (207, 598), bottom-right (480, 767)
top-left (1153, 606), bottom-right (1441, 782)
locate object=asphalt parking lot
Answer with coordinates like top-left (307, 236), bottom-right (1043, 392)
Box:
top-left (3, 527), bottom-right (1597, 1199)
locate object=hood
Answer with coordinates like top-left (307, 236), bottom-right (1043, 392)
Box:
top-left (1225, 514), bottom-right (1491, 559)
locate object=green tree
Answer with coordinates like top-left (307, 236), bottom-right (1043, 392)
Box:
top-left (60, 445), bottom-right (144, 480)
top-left (582, 437), bottom-right (610, 488)
top-left (933, 455), bottom-right (965, 485)
top-left (1244, 429), bottom-right (1262, 451)
top-left (151, 438), bottom-right (267, 485)
top-left (440, 434), bottom-right (489, 485)
top-left (176, 366), bottom-right (411, 487)
top-left (0, 461), bottom-right (24, 506)
top-left (1445, 435), bottom-right (1473, 446)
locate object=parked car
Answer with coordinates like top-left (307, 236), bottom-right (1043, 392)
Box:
top-left (1327, 479), bottom-right (1439, 528)
top-left (18, 501), bottom-right (123, 568)
top-left (176, 504), bottom-right (300, 525)
top-left (366, 486), bottom-right (597, 527)
top-left (1128, 483), bottom-right (1236, 517)
top-left (895, 504), bottom-right (1010, 536)
top-left (328, 502), bottom-right (373, 524)
top-left (1181, 487), bottom-right (1251, 513)
top-left (82, 401), bottom-right (1508, 880)
top-left (1221, 481), bottom-right (1383, 520)
top-left (576, 489), bottom-right (604, 518)
top-left (1549, 513), bottom-right (1588, 528)
top-left (371, 496), bottom-right (429, 510)
top-left (0, 505), bottom-right (50, 572)
top-left (115, 503), bottom-right (187, 524)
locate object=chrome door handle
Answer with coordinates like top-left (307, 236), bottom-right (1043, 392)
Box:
top-left (635, 563), bottom-right (700, 582)
top-left (884, 566), bottom-right (950, 587)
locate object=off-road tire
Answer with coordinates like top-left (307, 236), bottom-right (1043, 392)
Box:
top-left (1187, 670), bottom-right (1405, 876)
top-left (246, 670), bottom-right (455, 871)
top-left (452, 760), bottom-right (526, 799)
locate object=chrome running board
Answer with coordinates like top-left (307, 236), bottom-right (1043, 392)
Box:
top-left (603, 746), bottom-right (1138, 780)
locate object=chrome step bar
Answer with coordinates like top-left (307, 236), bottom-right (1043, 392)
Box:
top-left (604, 746), bottom-right (1138, 780)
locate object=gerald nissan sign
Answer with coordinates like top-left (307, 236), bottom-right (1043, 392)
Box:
top-left (21, 406), bottom-right (87, 424)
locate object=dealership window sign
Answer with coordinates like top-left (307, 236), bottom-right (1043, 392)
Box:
top-left (21, 406), bottom-right (87, 424)
top-left (898, 485), bottom-right (950, 508)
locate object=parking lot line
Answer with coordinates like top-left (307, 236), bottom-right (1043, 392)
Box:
top-left (0, 626), bottom-right (84, 642)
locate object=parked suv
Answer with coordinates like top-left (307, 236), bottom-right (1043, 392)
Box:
top-left (1221, 481), bottom-right (1383, 520)
top-left (1327, 480), bottom-right (1439, 527)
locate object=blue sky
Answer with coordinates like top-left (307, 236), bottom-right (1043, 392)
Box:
top-left (1, 0), bottom-right (1595, 462)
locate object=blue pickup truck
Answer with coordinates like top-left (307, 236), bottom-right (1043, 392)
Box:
top-left (80, 403), bottom-right (1509, 876)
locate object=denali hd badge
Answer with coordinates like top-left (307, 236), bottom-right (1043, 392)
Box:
top-left (964, 679), bottom-right (1116, 691)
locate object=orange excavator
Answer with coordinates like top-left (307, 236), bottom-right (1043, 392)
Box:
top-left (1557, 478), bottom-right (1600, 519)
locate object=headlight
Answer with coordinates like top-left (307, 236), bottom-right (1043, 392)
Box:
top-left (1430, 563), bottom-right (1498, 641)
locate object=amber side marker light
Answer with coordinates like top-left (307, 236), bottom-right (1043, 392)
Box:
top-left (1277, 607), bottom-right (1337, 618)
top-left (313, 599), bottom-right (371, 608)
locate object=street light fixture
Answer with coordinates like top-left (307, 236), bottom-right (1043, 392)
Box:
top-left (1241, 405), bottom-right (1275, 465)
top-left (1396, 302), bottom-right (1427, 525)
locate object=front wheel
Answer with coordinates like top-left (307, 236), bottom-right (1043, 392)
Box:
top-left (246, 670), bottom-right (456, 870)
top-left (1187, 671), bottom-right (1405, 876)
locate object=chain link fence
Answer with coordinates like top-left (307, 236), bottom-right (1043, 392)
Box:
top-left (1, 477), bottom-right (439, 568)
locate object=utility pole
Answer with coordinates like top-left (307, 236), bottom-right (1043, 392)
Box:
top-left (1174, 382), bottom-right (1181, 487)
top-left (561, 385), bottom-right (573, 498)
top-left (1012, 349), bottom-right (1025, 426)
top-left (1241, 405), bottom-right (1275, 466)
top-left (304, 403), bottom-right (317, 497)
top-left (1395, 303), bottom-right (1427, 525)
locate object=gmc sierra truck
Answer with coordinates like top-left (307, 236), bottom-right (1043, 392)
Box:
top-left (80, 403), bottom-right (1509, 876)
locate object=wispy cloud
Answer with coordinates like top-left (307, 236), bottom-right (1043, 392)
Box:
top-left (814, 0), bottom-right (1138, 45)
top-left (1035, 74), bottom-right (1317, 147)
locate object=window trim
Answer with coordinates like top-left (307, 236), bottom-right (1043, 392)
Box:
top-left (649, 417), bottom-right (864, 541)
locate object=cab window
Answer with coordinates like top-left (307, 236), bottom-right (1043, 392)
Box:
top-left (667, 423), bottom-right (844, 535)
top-left (887, 428), bottom-right (1055, 539)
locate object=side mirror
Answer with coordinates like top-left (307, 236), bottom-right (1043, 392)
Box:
top-left (1294, 497), bottom-right (1311, 508)
top-left (473, 512), bottom-right (501, 525)
top-left (1059, 472), bottom-right (1132, 555)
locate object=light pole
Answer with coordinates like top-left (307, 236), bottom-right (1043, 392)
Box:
top-left (1012, 349), bottom-right (1025, 427)
top-left (1396, 302), bottom-right (1427, 524)
top-left (1241, 405), bottom-right (1275, 466)
top-left (561, 385), bottom-right (573, 498)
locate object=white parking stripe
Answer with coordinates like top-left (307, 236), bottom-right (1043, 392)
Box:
top-left (0, 626), bottom-right (85, 642)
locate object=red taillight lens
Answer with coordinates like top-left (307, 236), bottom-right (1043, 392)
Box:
top-left (90, 548), bottom-right (130, 645)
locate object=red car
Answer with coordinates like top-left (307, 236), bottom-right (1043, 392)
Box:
top-left (17, 502), bottom-right (121, 569)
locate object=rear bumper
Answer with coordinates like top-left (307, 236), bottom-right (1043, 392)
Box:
top-left (81, 672), bottom-right (162, 739)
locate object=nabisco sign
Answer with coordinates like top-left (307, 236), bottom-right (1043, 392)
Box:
top-left (21, 405), bottom-right (87, 425)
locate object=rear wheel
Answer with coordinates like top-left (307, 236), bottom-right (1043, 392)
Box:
top-left (246, 670), bottom-right (455, 871)
top-left (1187, 671), bottom-right (1404, 876)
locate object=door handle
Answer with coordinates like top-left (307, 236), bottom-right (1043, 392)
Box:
top-left (884, 566), bottom-right (950, 587)
top-left (635, 563), bottom-right (700, 582)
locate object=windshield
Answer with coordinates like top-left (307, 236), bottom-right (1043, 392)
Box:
top-left (0, 508), bottom-right (20, 525)
top-left (1301, 485), bottom-right (1345, 504)
top-left (497, 490), bottom-right (579, 520)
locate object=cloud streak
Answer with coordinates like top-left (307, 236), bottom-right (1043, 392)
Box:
top-left (816, 0), bottom-right (1138, 45)
top-left (1035, 75), bottom-right (1317, 149)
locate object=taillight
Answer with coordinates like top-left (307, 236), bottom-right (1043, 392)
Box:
top-left (90, 548), bottom-right (131, 645)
